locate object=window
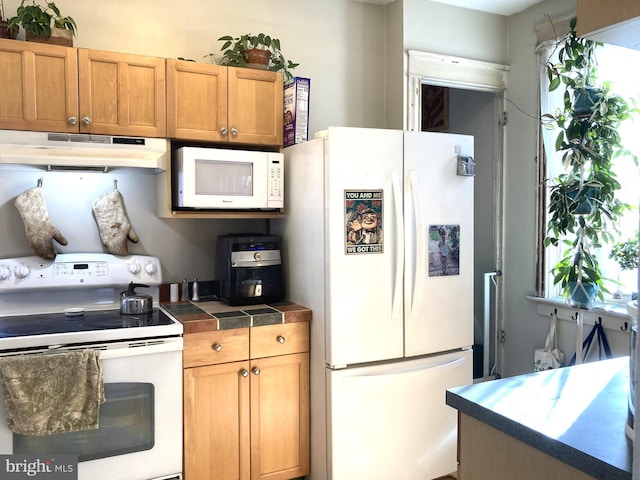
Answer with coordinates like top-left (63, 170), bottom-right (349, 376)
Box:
top-left (539, 42), bottom-right (640, 303)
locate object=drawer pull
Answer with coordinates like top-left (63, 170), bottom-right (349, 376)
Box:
top-left (240, 369), bottom-right (249, 377)
top-left (212, 343), bottom-right (222, 352)
top-left (252, 367), bottom-right (260, 375)
top-left (277, 335), bottom-right (286, 344)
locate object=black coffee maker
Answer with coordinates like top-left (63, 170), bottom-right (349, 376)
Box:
top-left (215, 234), bottom-right (285, 306)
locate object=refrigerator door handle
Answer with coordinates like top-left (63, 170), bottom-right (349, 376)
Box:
top-left (349, 355), bottom-right (468, 379)
top-left (408, 170), bottom-right (424, 314)
top-left (391, 170), bottom-right (404, 321)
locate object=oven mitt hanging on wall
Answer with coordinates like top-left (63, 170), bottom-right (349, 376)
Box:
top-left (92, 181), bottom-right (139, 256)
top-left (14, 180), bottom-right (68, 260)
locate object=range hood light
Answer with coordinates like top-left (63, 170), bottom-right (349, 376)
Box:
top-left (47, 165), bottom-right (110, 173)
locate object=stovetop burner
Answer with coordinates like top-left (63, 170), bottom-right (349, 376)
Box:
top-left (0, 309), bottom-right (175, 340)
top-left (0, 254), bottom-right (183, 350)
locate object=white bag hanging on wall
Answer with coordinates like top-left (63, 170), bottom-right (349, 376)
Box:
top-left (534, 310), bottom-right (565, 372)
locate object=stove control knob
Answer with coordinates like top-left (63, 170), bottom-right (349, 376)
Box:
top-left (0, 265), bottom-right (11, 281)
top-left (254, 252), bottom-right (262, 261)
top-left (144, 262), bottom-right (157, 275)
top-left (15, 265), bottom-right (30, 279)
top-left (128, 261), bottom-right (141, 274)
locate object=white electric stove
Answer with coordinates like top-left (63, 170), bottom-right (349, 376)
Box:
top-left (0, 253), bottom-right (184, 480)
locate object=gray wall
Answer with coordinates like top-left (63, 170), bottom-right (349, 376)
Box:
top-left (502, 0), bottom-right (577, 375)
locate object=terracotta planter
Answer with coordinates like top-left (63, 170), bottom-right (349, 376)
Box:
top-left (26, 27), bottom-right (73, 47)
top-left (246, 48), bottom-right (270, 70)
top-left (0, 20), bottom-right (18, 39)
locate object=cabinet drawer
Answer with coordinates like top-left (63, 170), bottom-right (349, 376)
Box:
top-left (251, 322), bottom-right (309, 359)
top-left (184, 328), bottom-right (249, 368)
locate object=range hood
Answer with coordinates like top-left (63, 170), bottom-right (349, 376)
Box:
top-left (0, 130), bottom-right (169, 172)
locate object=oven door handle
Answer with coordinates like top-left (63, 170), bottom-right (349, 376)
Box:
top-left (48, 337), bottom-right (183, 360)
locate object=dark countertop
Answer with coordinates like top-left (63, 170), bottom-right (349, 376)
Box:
top-left (446, 357), bottom-right (632, 480)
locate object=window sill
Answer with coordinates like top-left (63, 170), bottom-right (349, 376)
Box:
top-left (525, 296), bottom-right (633, 333)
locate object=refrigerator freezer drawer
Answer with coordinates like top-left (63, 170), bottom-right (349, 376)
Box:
top-left (326, 349), bottom-right (472, 480)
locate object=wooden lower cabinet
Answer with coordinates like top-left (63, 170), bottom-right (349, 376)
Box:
top-left (457, 413), bottom-right (597, 480)
top-left (183, 323), bottom-right (310, 480)
top-left (184, 360), bottom-right (250, 479)
top-left (250, 352), bottom-right (310, 480)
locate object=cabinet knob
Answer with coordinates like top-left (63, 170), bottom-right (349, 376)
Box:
top-left (240, 369), bottom-right (249, 377)
top-left (220, 127), bottom-right (227, 135)
top-left (277, 335), bottom-right (286, 344)
top-left (68, 116), bottom-right (77, 125)
top-left (252, 367), bottom-right (260, 375)
top-left (231, 128), bottom-right (238, 136)
top-left (82, 117), bottom-right (91, 125)
top-left (212, 343), bottom-right (222, 352)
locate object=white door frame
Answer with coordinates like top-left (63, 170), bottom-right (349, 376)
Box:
top-left (405, 49), bottom-right (509, 378)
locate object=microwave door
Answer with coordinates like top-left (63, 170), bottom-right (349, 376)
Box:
top-left (180, 152), bottom-right (268, 209)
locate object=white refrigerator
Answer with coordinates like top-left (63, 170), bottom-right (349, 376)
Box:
top-left (272, 126), bottom-right (474, 480)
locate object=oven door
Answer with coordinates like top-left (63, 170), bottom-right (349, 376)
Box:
top-left (0, 337), bottom-right (183, 480)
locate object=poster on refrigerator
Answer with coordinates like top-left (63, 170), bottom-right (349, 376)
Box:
top-left (429, 224), bottom-right (460, 276)
top-left (345, 190), bottom-right (383, 254)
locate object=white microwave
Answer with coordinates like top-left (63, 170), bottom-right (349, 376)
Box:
top-left (175, 146), bottom-right (284, 210)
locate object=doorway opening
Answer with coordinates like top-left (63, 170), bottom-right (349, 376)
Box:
top-left (407, 50), bottom-right (508, 381)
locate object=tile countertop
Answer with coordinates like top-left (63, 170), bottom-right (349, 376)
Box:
top-left (161, 300), bottom-right (311, 334)
top-left (446, 357), bottom-right (632, 480)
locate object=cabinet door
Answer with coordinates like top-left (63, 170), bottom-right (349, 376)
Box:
top-left (78, 48), bottom-right (166, 137)
top-left (184, 361), bottom-right (250, 480)
top-left (227, 67), bottom-right (283, 146)
top-left (250, 352), bottom-right (310, 480)
top-left (166, 59), bottom-right (228, 141)
top-left (0, 39), bottom-right (78, 133)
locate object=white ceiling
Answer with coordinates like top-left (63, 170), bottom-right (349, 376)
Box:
top-left (429, 0), bottom-right (545, 16)
top-left (354, 0), bottom-right (546, 16)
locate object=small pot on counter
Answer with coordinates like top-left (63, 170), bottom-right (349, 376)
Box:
top-left (120, 283), bottom-right (153, 315)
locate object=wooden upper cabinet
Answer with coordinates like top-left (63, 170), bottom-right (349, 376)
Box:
top-left (166, 59), bottom-right (227, 142)
top-left (166, 60), bottom-right (283, 146)
top-left (577, 0), bottom-right (640, 50)
top-left (78, 49), bottom-right (166, 137)
top-left (0, 40), bottom-right (166, 137)
top-left (0, 39), bottom-right (78, 133)
top-left (227, 66), bottom-right (283, 146)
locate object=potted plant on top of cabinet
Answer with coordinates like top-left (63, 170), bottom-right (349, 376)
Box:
top-left (215, 32), bottom-right (299, 80)
top-left (7, 0), bottom-right (77, 46)
top-left (543, 17), bottom-right (637, 309)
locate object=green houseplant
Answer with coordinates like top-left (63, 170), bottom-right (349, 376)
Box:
top-left (215, 33), bottom-right (299, 80)
top-left (609, 234), bottom-right (639, 272)
top-left (543, 17), bottom-right (637, 308)
top-left (7, 0), bottom-right (77, 46)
